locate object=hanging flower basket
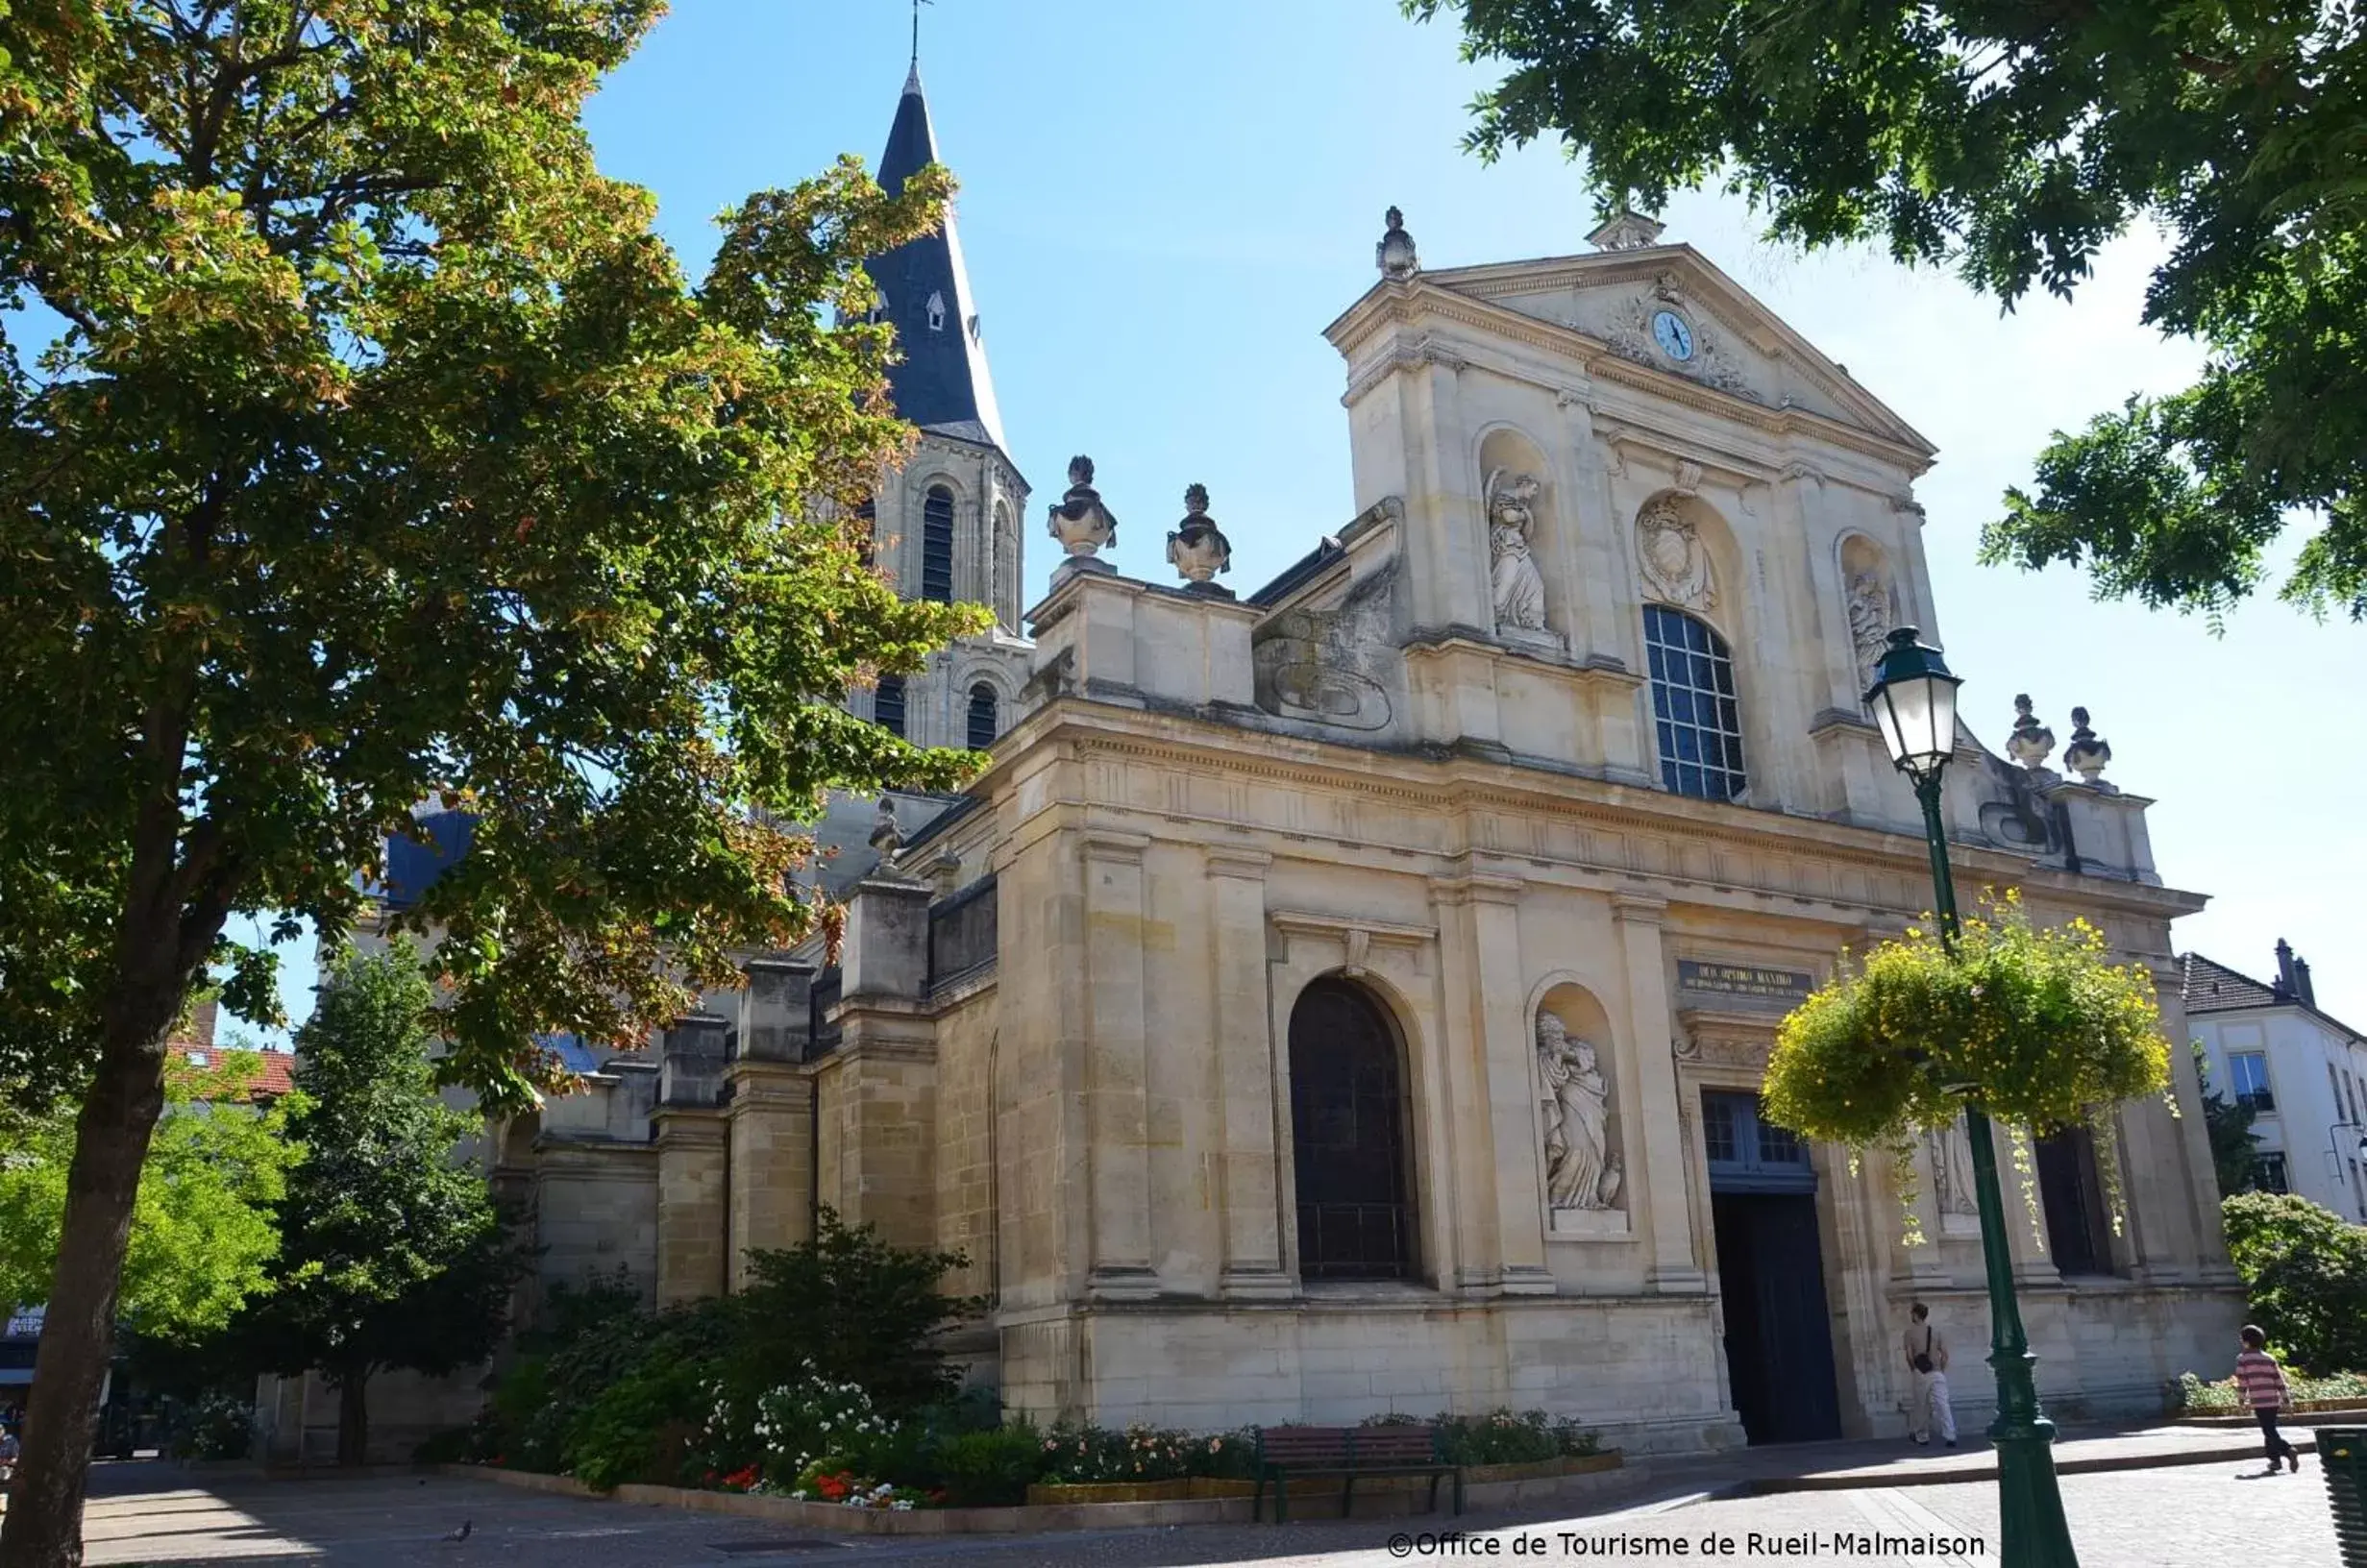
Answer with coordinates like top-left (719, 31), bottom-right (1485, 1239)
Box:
top-left (1762, 893), bottom-right (2170, 1153)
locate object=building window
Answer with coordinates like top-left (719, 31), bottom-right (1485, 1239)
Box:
top-left (853, 495), bottom-right (876, 568)
top-left (874, 674), bottom-right (905, 738)
top-left (2252, 1152), bottom-right (2289, 1193)
top-left (1289, 978), bottom-right (1415, 1280)
top-left (1643, 603), bottom-right (1746, 801)
top-left (925, 289), bottom-right (946, 331)
top-left (966, 682), bottom-right (999, 749)
top-left (2036, 1126), bottom-right (2115, 1277)
top-left (2229, 1051), bottom-right (2273, 1113)
top-left (922, 484), bottom-right (955, 603)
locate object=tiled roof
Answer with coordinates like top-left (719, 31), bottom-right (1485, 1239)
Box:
top-left (2182, 952), bottom-right (2283, 1015)
top-left (164, 1046), bottom-right (298, 1101)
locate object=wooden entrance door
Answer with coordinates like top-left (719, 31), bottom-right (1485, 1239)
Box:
top-left (1289, 979), bottom-right (1413, 1280)
top-left (1703, 1090), bottom-right (1843, 1444)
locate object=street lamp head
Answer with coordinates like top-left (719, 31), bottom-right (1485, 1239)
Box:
top-left (1865, 626), bottom-right (1963, 787)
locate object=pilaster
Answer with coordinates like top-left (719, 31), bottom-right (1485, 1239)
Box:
top-left (1206, 848), bottom-right (1290, 1298)
top-left (653, 1108), bottom-right (728, 1305)
top-left (726, 1060), bottom-right (815, 1288)
top-left (1082, 830), bottom-right (1158, 1299)
top-left (1614, 894), bottom-right (1706, 1292)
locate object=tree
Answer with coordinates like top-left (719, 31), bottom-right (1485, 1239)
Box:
top-left (0, 5), bottom-right (982, 1558)
top-left (229, 946), bottom-right (525, 1465)
top-left (2191, 1041), bottom-right (2261, 1199)
top-left (2221, 1191), bottom-right (2367, 1375)
top-left (0, 1053), bottom-right (303, 1340)
top-left (1405, 0), bottom-right (2367, 622)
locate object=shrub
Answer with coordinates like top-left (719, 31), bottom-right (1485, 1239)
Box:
top-left (2218, 1191), bottom-right (2367, 1375)
top-left (1037, 1421), bottom-right (1196, 1483)
top-left (2178, 1368), bottom-right (2367, 1410)
top-left (928, 1423), bottom-right (1049, 1507)
top-left (166, 1392), bottom-right (257, 1460)
top-left (562, 1354), bottom-right (725, 1490)
top-left (732, 1210), bottom-right (979, 1415)
top-left (1428, 1409), bottom-right (1598, 1466)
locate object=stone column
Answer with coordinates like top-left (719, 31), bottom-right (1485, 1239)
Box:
top-left (726, 956), bottom-right (816, 1287)
top-left (1207, 848), bottom-right (1289, 1298)
top-left (1083, 831), bottom-right (1158, 1299)
top-left (1614, 894), bottom-right (1705, 1292)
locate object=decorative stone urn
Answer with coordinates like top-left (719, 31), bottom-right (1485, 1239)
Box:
top-left (2063, 707), bottom-right (2113, 788)
top-left (2007, 695), bottom-right (2059, 780)
top-left (1165, 483), bottom-right (1234, 596)
top-left (1046, 454), bottom-right (1117, 568)
top-left (1376, 206), bottom-right (1418, 280)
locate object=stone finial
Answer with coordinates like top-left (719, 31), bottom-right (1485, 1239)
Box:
top-left (1165, 481), bottom-right (1234, 595)
top-left (1046, 453), bottom-right (1117, 567)
top-left (1377, 206), bottom-right (1418, 281)
top-left (2063, 706), bottom-right (2112, 788)
top-left (2007, 694), bottom-right (2058, 777)
top-left (867, 796), bottom-right (901, 854)
top-left (1588, 208), bottom-right (1666, 251)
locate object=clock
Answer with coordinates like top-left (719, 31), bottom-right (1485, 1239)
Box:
top-left (1651, 309), bottom-right (1695, 361)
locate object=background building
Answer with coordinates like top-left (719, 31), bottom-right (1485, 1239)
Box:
top-left (2186, 943), bottom-right (2367, 1218)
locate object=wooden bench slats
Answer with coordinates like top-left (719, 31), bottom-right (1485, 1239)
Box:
top-left (1251, 1423), bottom-right (1458, 1524)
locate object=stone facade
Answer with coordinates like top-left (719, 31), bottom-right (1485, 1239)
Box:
top-left (494, 208), bottom-right (2242, 1456)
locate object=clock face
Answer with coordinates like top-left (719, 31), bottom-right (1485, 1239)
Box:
top-left (1652, 309), bottom-right (1695, 361)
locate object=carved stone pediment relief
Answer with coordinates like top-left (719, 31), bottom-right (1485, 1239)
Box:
top-left (1674, 1006), bottom-right (1778, 1076)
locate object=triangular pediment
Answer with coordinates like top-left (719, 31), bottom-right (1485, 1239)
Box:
top-left (1420, 244), bottom-right (1932, 455)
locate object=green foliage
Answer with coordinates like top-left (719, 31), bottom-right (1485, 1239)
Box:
top-left (924, 1424), bottom-right (1049, 1507)
top-left (2192, 1041), bottom-right (2262, 1199)
top-left (1427, 1409), bottom-right (1601, 1466)
top-left (2178, 1368), bottom-right (2367, 1411)
top-left (1406, 0), bottom-right (2367, 621)
top-left (232, 947), bottom-right (524, 1392)
top-left (2220, 1191), bottom-right (2367, 1375)
top-left (165, 1394), bottom-right (259, 1461)
top-left (0, 0), bottom-right (989, 1118)
top-left (0, 1055), bottom-right (302, 1339)
top-left (562, 1353), bottom-right (721, 1491)
top-left (1763, 894), bottom-right (2169, 1150)
top-left (732, 1209), bottom-right (978, 1414)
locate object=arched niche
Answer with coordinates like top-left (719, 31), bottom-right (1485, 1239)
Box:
top-left (1837, 532), bottom-right (1897, 689)
top-left (1476, 425), bottom-right (1565, 649)
top-left (1287, 973), bottom-right (1418, 1280)
top-left (1534, 983), bottom-right (1627, 1224)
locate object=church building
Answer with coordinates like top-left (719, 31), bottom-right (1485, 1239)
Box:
top-left (487, 70), bottom-right (2244, 1456)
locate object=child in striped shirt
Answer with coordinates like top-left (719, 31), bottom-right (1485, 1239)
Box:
top-left (2234, 1325), bottom-right (2301, 1473)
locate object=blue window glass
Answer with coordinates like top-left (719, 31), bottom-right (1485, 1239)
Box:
top-left (2228, 1051), bottom-right (2273, 1113)
top-left (1643, 604), bottom-right (1745, 800)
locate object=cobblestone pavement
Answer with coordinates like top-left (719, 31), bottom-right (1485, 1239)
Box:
top-left (67, 1451), bottom-right (2345, 1568)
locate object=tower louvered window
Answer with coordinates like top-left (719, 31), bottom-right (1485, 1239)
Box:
top-left (921, 485), bottom-right (955, 603)
top-left (874, 674), bottom-right (906, 738)
top-left (966, 683), bottom-right (999, 749)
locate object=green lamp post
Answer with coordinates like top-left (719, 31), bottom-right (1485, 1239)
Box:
top-left (1865, 625), bottom-right (2080, 1568)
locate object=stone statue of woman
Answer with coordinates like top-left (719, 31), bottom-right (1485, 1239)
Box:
top-left (1486, 469), bottom-right (1548, 632)
top-left (1538, 1014), bottom-right (1613, 1210)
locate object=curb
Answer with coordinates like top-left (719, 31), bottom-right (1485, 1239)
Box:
top-left (1724, 1433), bottom-right (2321, 1495)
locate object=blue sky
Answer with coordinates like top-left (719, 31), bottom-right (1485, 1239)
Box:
top-left (245, 0), bottom-right (2360, 1037)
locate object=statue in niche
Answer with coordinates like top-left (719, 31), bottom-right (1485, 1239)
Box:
top-left (1928, 1118), bottom-right (1980, 1218)
top-left (1846, 571), bottom-right (1893, 683)
top-left (1538, 1013), bottom-right (1617, 1211)
top-left (1638, 498), bottom-right (1715, 610)
top-left (1485, 469), bottom-right (1549, 633)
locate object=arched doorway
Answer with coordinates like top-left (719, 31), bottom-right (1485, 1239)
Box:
top-left (1289, 978), bottom-right (1415, 1280)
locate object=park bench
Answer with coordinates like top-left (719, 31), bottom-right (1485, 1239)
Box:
top-left (1251, 1423), bottom-right (1456, 1523)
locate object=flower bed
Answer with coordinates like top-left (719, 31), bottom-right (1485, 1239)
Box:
top-left (2177, 1369), bottom-right (2367, 1412)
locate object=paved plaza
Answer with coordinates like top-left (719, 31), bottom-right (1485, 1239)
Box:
top-left (53, 1427), bottom-right (2347, 1568)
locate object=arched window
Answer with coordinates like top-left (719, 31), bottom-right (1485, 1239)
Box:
top-left (874, 674), bottom-right (905, 738)
top-left (921, 485), bottom-right (955, 603)
top-left (1289, 978), bottom-right (1414, 1280)
top-left (966, 682), bottom-right (999, 749)
top-left (1643, 603), bottom-right (1745, 800)
top-left (853, 495), bottom-right (876, 568)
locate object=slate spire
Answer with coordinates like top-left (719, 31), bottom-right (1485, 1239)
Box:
top-left (869, 64), bottom-right (1008, 452)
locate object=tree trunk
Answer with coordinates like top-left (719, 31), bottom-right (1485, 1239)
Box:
top-left (0, 1033), bottom-right (172, 1568)
top-left (335, 1373), bottom-right (371, 1467)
